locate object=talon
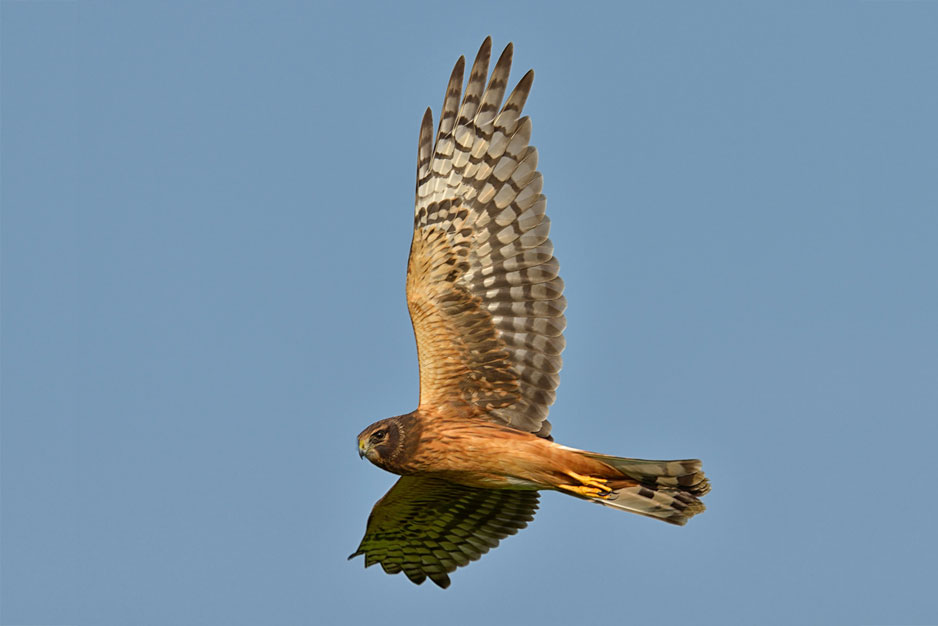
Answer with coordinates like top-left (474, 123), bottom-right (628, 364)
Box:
top-left (557, 483), bottom-right (616, 499)
top-left (558, 484), bottom-right (607, 498)
top-left (565, 471), bottom-right (612, 492)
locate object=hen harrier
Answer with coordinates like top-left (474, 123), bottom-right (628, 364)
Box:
top-left (350, 37), bottom-right (710, 588)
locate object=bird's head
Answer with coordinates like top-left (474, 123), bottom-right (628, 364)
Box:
top-left (356, 414), bottom-right (419, 472)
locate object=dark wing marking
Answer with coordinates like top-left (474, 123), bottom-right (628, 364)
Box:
top-left (349, 475), bottom-right (539, 588)
top-left (408, 37), bottom-right (564, 438)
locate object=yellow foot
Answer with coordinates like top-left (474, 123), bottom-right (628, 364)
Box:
top-left (565, 471), bottom-right (612, 493)
top-left (558, 484), bottom-right (612, 498)
top-left (558, 472), bottom-right (615, 498)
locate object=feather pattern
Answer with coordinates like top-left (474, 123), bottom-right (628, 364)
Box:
top-left (577, 454), bottom-right (711, 525)
top-left (348, 476), bottom-right (539, 588)
top-left (409, 37), bottom-right (564, 437)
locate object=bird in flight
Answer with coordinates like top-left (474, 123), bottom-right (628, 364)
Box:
top-left (349, 37), bottom-right (710, 589)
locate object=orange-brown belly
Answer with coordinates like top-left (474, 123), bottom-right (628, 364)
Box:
top-left (400, 417), bottom-right (617, 490)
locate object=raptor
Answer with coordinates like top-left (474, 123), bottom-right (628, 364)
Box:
top-left (349, 37), bottom-right (710, 588)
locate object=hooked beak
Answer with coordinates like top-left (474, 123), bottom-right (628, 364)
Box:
top-left (358, 438), bottom-right (367, 459)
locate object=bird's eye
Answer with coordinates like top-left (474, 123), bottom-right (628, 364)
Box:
top-left (372, 429), bottom-right (387, 441)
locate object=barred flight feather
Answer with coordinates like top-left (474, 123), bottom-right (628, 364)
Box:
top-left (349, 476), bottom-right (539, 589)
top-left (408, 37), bottom-right (565, 435)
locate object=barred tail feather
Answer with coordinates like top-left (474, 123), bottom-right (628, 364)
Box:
top-left (589, 483), bottom-right (705, 525)
top-left (579, 453), bottom-right (710, 525)
top-left (581, 454), bottom-right (711, 496)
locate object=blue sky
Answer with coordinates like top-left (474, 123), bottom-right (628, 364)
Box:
top-left (3, 2), bottom-right (937, 624)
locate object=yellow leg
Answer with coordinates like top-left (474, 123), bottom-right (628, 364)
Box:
top-left (558, 471), bottom-right (614, 498)
top-left (565, 470), bottom-right (612, 492)
top-left (557, 484), bottom-right (611, 498)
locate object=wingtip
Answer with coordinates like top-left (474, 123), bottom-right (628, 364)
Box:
top-left (431, 573), bottom-right (452, 589)
top-left (478, 36), bottom-right (492, 56)
top-left (495, 41), bottom-right (513, 75)
top-left (453, 55), bottom-right (466, 77)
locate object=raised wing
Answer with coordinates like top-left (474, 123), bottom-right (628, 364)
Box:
top-left (348, 476), bottom-right (539, 588)
top-left (407, 38), bottom-right (565, 437)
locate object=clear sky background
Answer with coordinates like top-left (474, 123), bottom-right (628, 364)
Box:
top-left (3, 2), bottom-right (937, 624)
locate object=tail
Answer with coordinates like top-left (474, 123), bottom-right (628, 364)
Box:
top-left (577, 453), bottom-right (710, 526)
